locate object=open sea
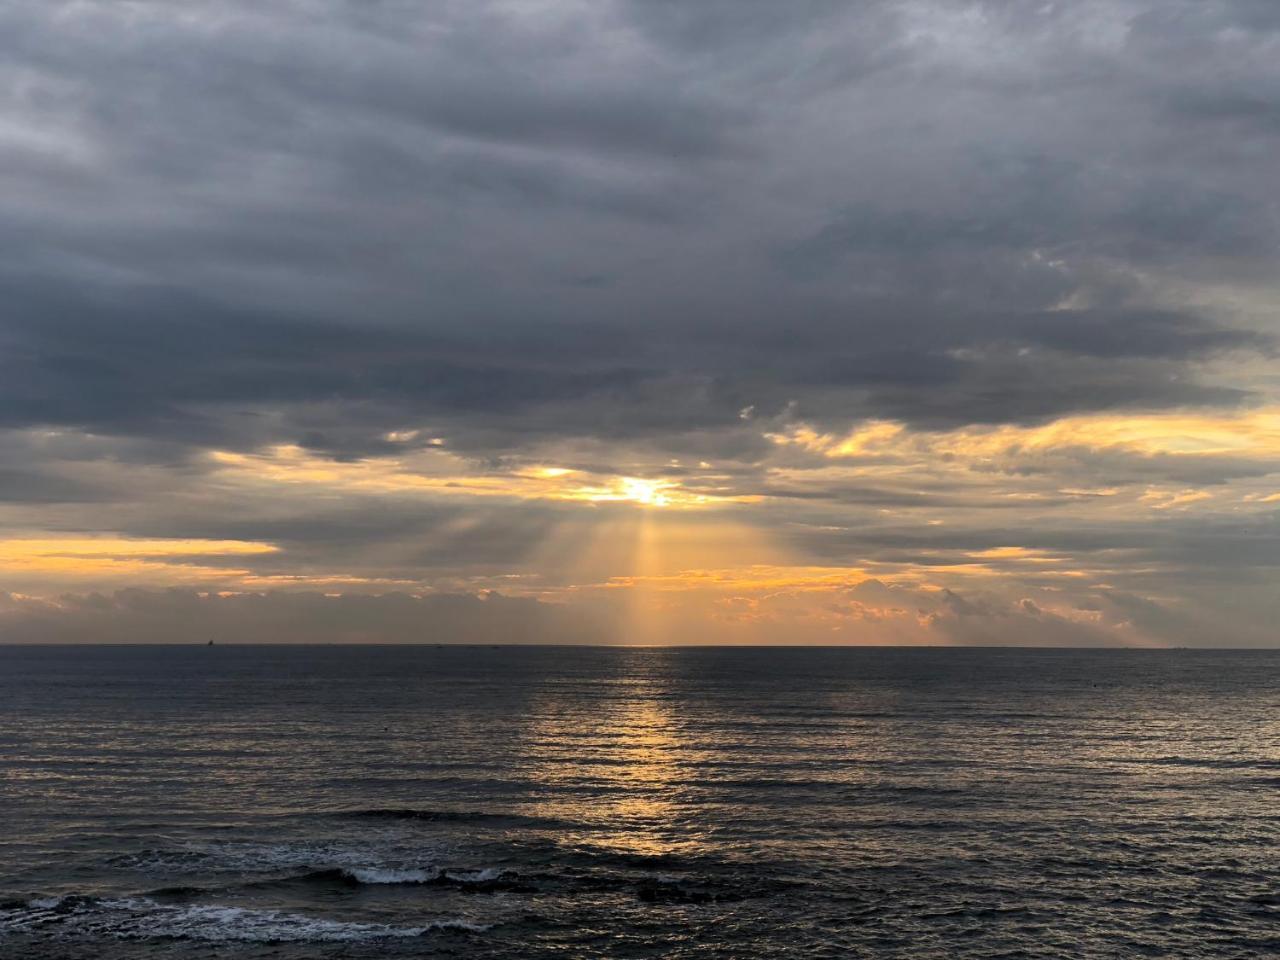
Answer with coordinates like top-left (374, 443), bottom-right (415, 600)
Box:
top-left (1, 645), bottom-right (1279, 959)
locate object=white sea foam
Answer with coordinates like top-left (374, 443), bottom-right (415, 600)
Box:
top-left (342, 866), bottom-right (437, 884)
top-left (339, 864), bottom-right (509, 885)
top-left (0, 896), bottom-right (488, 942)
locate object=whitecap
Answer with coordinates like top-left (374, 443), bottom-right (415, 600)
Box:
top-left (342, 866), bottom-right (438, 884)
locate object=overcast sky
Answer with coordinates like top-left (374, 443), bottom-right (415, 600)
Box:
top-left (2, 0), bottom-right (1279, 645)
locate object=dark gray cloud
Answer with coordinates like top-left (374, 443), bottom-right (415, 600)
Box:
top-left (0, 1), bottom-right (1274, 450)
top-left (0, 278), bottom-right (1265, 461)
top-left (0, 469), bottom-right (110, 504)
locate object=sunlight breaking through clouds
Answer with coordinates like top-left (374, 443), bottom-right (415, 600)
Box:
top-left (2, 0), bottom-right (1280, 645)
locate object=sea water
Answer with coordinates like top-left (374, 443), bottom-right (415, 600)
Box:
top-left (2, 645), bottom-right (1278, 958)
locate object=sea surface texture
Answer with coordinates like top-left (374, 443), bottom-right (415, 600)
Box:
top-left (1, 645), bottom-right (1278, 959)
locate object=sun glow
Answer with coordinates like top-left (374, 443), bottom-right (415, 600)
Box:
top-left (0, 537), bottom-right (280, 589)
top-left (0, 538), bottom-right (278, 558)
top-left (622, 477), bottom-right (670, 506)
top-left (774, 408), bottom-right (1280, 460)
top-left (206, 447), bottom-right (747, 509)
top-left (577, 476), bottom-right (674, 507)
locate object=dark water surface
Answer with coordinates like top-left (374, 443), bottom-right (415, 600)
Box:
top-left (2, 645), bottom-right (1279, 958)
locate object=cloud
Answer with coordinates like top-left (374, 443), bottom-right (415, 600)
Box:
top-left (0, 588), bottom-right (601, 645)
top-left (0, 580), bottom-right (1161, 648)
top-left (2, 1), bottom-right (1280, 645)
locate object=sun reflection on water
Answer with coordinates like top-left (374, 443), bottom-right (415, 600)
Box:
top-left (519, 665), bottom-right (703, 859)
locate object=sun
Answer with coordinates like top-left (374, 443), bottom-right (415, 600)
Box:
top-left (618, 477), bottom-right (672, 507)
top-left (560, 475), bottom-right (679, 507)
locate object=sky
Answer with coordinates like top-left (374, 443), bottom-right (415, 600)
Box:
top-left (2, 0), bottom-right (1279, 646)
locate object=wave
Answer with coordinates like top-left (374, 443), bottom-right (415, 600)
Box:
top-left (635, 878), bottom-right (742, 905)
top-left (117, 838), bottom-right (526, 894)
top-left (118, 839), bottom-right (447, 876)
top-left (634, 875), bottom-right (797, 905)
top-left (333, 807), bottom-right (566, 828)
top-left (137, 863), bottom-right (525, 894)
top-left (1112, 757), bottom-right (1280, 770)
top-left (0, 895), bottom-right (488, 943)
top-left (337, 866), bottom-right (438, 885)
top-left (293, 865), bottom-right (531, 892)
top-left (342, 807), bottom-right (508, 822)
top-left (144, 884), bottom-right (217, 899)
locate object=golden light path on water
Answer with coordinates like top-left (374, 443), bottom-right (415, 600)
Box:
top-left (520, 670), bottom-right (692, 859)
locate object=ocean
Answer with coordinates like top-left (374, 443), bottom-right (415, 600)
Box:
top-left (1, 645), bottom-right (1278, 958)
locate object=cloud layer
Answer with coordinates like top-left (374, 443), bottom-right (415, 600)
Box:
top-left (2, 1), bottom-right (1279, 645)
